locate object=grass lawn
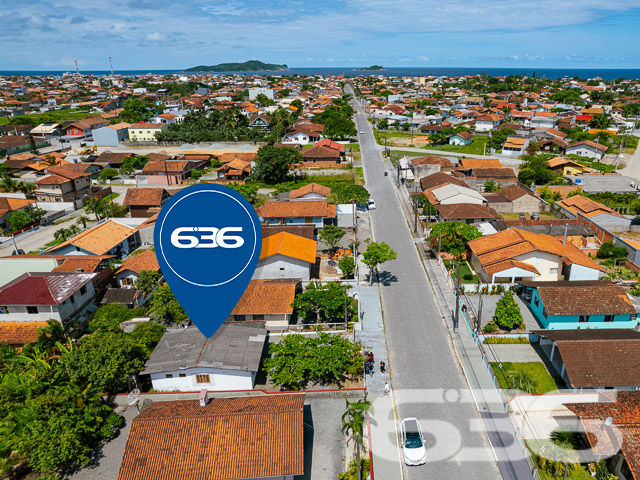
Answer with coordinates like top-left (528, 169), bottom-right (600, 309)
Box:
top-left (0, 108), bottom-right (98, 126)
top-left (102, 193), bottom-right (120, 202)
top-left (424, 136), bottom-right (489, 155)
top-left (443, 259), bottom-right (480, 284)
top-left (491, 362), bottom-right (562, 395)
top-left (44, 238), bottom-right (64, 247)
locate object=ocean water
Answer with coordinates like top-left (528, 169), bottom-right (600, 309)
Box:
top-left (1, 67), bottom-right (639, 80)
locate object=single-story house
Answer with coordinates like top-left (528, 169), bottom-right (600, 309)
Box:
top-left (116, 395), bottom-right (304, 480)
top-left (46, 220), bottom-right (140, 257)
top-left (253, 232), bottom-right (317, 281)
top-left (485, 184), bottom-right (543, 214)
top-left (410, 156), bottom-right (454, 178)
top-left (300, 144), bottom-right (341, 166)
top-left (547, 157), bottom-right (593, 176)
top-left (469, 228), bottom-right (604, 284)
top-left (435, 203), bottom-right (500, 224)
top-left (564, 391), bottom-right (640, 480)
top-left (565, 140), bottom-right (608, 160)
top-left (449, 131), bottom-right (473, 146)
top-left (128, 122), bottom-right (168, 142)
top-left (501, 137), bottom-right (528, 156)
top-left (257, 201), bottom-right (336, 228)
top-left (101, 288), bottom-right (143, 309)
top-left (123, 187), bottom-right (169, 218)
top-left (425, 183), bottom-right (487, 206)
top-left (523, 280), bottom-right (637, 330)
top-left (534, 329), bottom-right (640, 390)
top-left (281, 183), bottom-right (331, 202)
top-left (115, 250), bottom-right (160, 288)
top-left (141, 323), bottom-right (267, 392)
top-left (227, 278), bottom-right (300, 329)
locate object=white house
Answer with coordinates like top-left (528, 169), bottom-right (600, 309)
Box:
top-left (227, 278), bottom-right (299, 330)
top-left (565, 140), bottom-right (608, 160)
top-left (475, 114), bottom-right (502, 132)
top-left (92, 122), bottom-right (131, 147)
top-left (114, 250), bottom-right (160, 288)
top-left (449, 131), bottom-right (473, 145)
top-left (141, 324), bottom-right (266, 392)
top-left (430, 184), bottom-right (486, 205)
top-left (253, 232), bottom-right (317, 281)
top-left (0, 272), bottom-right (96, 323)
top-left (249, 87), bottom-right (275, 100)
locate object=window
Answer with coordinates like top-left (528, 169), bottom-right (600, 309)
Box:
top-left (196, 374), bottom-right (210, 384)
top-left (27, 306), bottom-right (38, 314)
top-left (549, 268), bottom-right (558, 275)
top-left (632, 314), bottom-right (638, 321)
top-left (604, 315), bottom-right (614, 322)
top-left (542, 308), bottom-right (547, 318)
top-left (179, 373), bottom-right (186, 378)
top-left (235, 315), bottom-right (246, 322)
top-left (579, 315), bottom-right (589, 323)
top-left (165, 374), bottom-right (173, 378)
top-left (69, 295), bottom-right (75, 304)
top-left (80, 285), bottom-right (87, 295)
top-left (534, 296), bottom-right (540, 307)
top-left (253, 314), bottom-right (264, 321)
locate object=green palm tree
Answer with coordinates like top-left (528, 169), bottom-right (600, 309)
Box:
top-left (508, 370), bottom-right (535, 393)
top-left (341, 398), bottom-right (372, 480)
top-left (17, 181), bottom-right (36, 194)
top-left (39, 155), bottom-right (60, 167)
top-left (76, 215), bottom-right (91, 229)
top-left (0, 176), bottom-right (19, 193)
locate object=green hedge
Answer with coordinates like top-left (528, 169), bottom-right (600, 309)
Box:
top-left (483, 336), bottom-right (530, 344)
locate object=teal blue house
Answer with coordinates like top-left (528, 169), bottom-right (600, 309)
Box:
top-left (522, 281), bottom-right (638, 330)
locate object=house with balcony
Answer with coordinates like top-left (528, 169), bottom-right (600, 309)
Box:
top-left (34, 166), bottom-right (91, 208)
top-left (256, 201), bottom-right (336, 228)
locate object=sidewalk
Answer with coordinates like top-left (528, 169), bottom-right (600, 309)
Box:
top-left (356, 285), bottom-right (403, 480)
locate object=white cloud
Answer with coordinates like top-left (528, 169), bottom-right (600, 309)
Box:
top-left (417, 56), bottom-right (429, 61)
top-left (146, 32), bottom-right (165, 42)
top-left (398, 57), bottom-right (411, 62)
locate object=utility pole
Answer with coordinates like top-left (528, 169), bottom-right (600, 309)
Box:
top-left (343, 284), bottom-right (349, 332)
top-left (396, 160), bottom-right (401, 188)
top-left (74, 60), bottom-right (79, 76)
top-left (11, 234), bottom-right (19, 255)
top-left (454, 261), bottom-right (461, 332)
top-left (413, 194), bottom-right (418, 233)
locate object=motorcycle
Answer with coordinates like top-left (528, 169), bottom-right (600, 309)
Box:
top-left (384, 171), bottom-right (388, 176)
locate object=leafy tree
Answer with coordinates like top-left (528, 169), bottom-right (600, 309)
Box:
top-left (89, 304), bottom-right (137, 333)
top-left (589, 113), bottom-right (614, 130)
top-left (362, 241), bottom-right (397, 285)
top-left (483, 180), bottom-right (500, 193)
top-left (338, 256), bottom-right (356, 279)
top-left (493, 292), bottom-right (524, 330)
top-left (251, 145), bottom-right (302, 184)
top-left (338, 458), bottom-right (371, 480)
top-left (255, 93), bottom-right (275, 106)
top-left (28, 133), bottom-right (38, 154)
top-left (6, 209), bottom-right (33, 231)
top-left (319, 225), bottom-right (346, 250)
top-left (121, 98), bottom-right (149, 123)
top-left (596, 241), bottom-right (628, 260)
top-left (291, 281), bottom-right (355, 324)
top-left (135, 269), bottom-right (162, 296)
top-left (490, 126), bottom-right (515, 150)
top-left (550, 428), bottom-right (579, 450)
top-left (428, 222), bottom-right (481, 257)
top-left (227, 182), bottom-right (259, 204)
top-left (149, 285), bottom-right (187, 324)
top-left (263, 333), bottom-right (363, 390)
top-left (0, 175), bottom-right (20, 193)
top-left (341, 398), bottom-right (372, 480)
top-left (517, 154), bottom-right (558, 185)
top-left (76, 215), bottom-right (91, 229)
top-left (99, 167), bottom-right (119, 180)
top-left (314, 104), bottom-right (356, 140)
top-left (328, 184), bottom-right (370, 204)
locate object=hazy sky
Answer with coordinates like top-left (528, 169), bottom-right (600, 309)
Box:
top-left (2, 0), bottom-right (639, 70)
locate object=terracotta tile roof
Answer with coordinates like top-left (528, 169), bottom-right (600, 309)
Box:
top-left (0, 197), bottom-right (35, 211)
top-left (436, 203), bottom-right (500, 220)
top-left (503, 137), bottom-right (526, 148)
top-left (459, 158), bottom-right (503, 169)
top-left (469, 167), bottom-right (517, 180)
top-left (565, 391), bottom-right (640, 477)
top-left (0, 321), bottom-right (50, 345)
top-left (95, 152), bottom-right (135, 164)
top-left (116, 395), bottom-right (304, 480)
top-left (116, 250), bottom-right (160, 275)
top-left (35, 174), bottom-right (69, 185)
top-left (536, 283), bottom-right (635, 316)
top-left (484, 259), bottom-right (540, 276)
top-left (567, 140), bottom-right (608, 152)
top-left (52, 257), bottom-right (105, 273)
top-left (556, 195), bottom-right (624, 219)
top-left (47, 220), bottom-right (136, 255)
top-left (500, 184), bottom-right (534, 202)
top-left (123, 187), bottom-right (167, 207)
top-left (218, 152), bottom-right (256, 164)
top-left (469, 228), bottom-right (604, 273)
top-left (420, 172), bottom-right (467, 191)
top-left (45, 165), bottom-right (91, 180)
top-left (129, 122), bottom-right (165, 129)
top-left (315, 138), bottom-right (345, 153)
top-left (232, 278), bottom-right (299, 315)
top-left (0, 272), bottom-right (95, 305)
top-left (534, 329), bottom-right (640, 388)
top-left (262, 225), bottom-right (315, 240)
top-left (410, 156), bottom-right (454, 168)
top-left (260, 232), bottom-right (317, 264)
top-left (289, 183), bottom-right (331, 199)
top-left (257, 201), bottom-right (336, 219)
top-left (301, 144), bottom-right (340, 159)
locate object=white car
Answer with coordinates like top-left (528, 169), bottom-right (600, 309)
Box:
top-left (360, 129), bottom-right (365, 134)
top-left (367, 199), bottom-right (376, 210)
top-left (400, 418), bottom-right (427, 466)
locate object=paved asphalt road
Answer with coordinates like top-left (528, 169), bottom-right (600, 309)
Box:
top-left (348, 86), bottom-right (501, 479)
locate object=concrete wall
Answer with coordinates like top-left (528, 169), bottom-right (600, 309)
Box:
top-left (567, 263), bottom-right (601, 281)
top-left (149, 367), bottom-right (255, 392)
top-left (253, 255), bottom-right (311, 281)
top-left (516, 251), bottom-right (563, 281)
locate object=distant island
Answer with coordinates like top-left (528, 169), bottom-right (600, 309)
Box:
top-left (184, 60), bottom-right (288, 72)
top-left (361, 65), bottom-right (384, 71)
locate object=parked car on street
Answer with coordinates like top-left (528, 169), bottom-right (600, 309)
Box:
top-left (400, 417), bottom-right (427, 466)
top-left (360, 129), bottom-right (365, 134)
top-left (367, 199), bottom-right (376, 210)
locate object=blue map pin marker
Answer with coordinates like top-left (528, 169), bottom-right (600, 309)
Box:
top-left (154, 184), bottom-right (262, 337)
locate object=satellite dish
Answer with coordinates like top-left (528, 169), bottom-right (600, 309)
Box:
top-left (604, 417), bottom-right (613, 426)
top-left (127, 388), bottom-right (140, 406)
top-left (138, 398), bottom-right (154, 413)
